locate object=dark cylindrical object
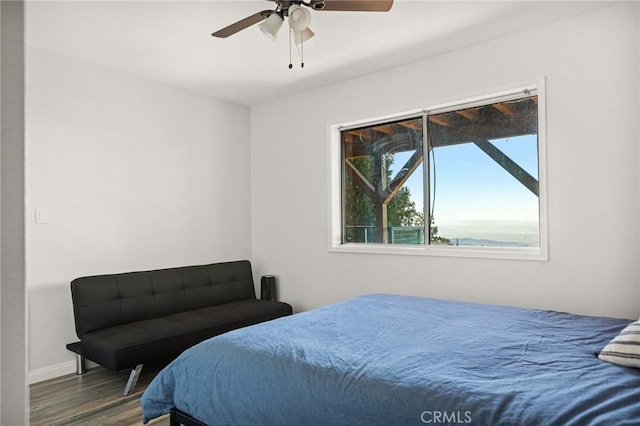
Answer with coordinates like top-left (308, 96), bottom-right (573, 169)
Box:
top-left (260, 275), bottom-right (276, 301)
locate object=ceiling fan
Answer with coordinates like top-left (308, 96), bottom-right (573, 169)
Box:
top-left (212, 1), bottom-right (394, 38)
top-left (212, 1), bottom-right (394, 67)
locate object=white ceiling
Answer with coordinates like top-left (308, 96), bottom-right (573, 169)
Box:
top-left (25, 1), bottom-right (611, 106)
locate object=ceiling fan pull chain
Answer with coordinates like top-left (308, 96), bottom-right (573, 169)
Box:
top-left (288, 28), bottom-right (293, 69)
top-left (301, 32), bottom-right (304, 68)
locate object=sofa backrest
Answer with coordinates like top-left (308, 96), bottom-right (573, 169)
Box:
top-left (71, 260), bottom-right (256, 338)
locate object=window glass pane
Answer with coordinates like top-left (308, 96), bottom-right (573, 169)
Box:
top-left (428, 96), bottom-right (539, 248)
top-left (342, 117), bottom-right (424, 244)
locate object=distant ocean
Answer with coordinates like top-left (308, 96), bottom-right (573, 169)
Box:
top-left (436, 220), bottom-right (539, 247)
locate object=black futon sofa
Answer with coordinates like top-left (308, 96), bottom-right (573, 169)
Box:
top-left (68, 260), bottom-right (292, 395)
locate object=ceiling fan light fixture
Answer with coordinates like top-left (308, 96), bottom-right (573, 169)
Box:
top-left (292, 27), bottom-right (315, 45)
top-left (288, 4), bottom-right (311, 32)
top-left (259, 12), bottom-right (284, 41)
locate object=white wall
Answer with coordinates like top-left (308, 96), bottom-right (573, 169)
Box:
top-left (251, 3), bottom-right (640, 319)
top-left (26, 48), bottom-right (251, 382)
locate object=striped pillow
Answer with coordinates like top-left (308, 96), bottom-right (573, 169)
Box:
top-left (598, 319), bottom-right (640, 368)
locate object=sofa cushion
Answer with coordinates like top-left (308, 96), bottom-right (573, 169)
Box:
top-left (80, 299), bottom-right (293, 371)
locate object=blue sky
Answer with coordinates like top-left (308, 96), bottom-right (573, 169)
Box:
top-left (390, 135), bottom-right (539, 225)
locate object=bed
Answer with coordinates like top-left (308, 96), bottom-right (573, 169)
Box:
top-left (141, 294), bottom-right (640, 425)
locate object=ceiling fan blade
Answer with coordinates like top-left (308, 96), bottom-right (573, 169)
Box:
top-left (212, 10), bottom-right (273, 38)
top-left (317, 0), bottom-right (393, 12)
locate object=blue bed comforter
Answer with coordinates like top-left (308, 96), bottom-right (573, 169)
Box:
top-left (141, 294), bottom-right (640, 425)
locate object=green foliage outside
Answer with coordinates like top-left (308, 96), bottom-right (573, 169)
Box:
top-left (344, 153), bottom-right (449, 244)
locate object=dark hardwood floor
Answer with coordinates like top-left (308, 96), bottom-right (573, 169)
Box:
top-left (30, 363), bottom-right (170, 425)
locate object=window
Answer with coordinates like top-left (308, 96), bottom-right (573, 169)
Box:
top-left (342, 116), bottom-right (425, 245)
top-left (330, 82), bottom-right (547, 260)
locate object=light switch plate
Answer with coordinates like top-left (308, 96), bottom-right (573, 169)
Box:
top-left (35, 208), bottom-right (48, 224)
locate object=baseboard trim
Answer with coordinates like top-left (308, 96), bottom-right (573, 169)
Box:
top-left (29, 359), bottom-right (99, 384)
top-left (29, 361), bottom-right (76, 384)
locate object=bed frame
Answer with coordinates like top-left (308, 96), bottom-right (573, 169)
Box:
top-left (169, 408), bottom-right (206, 426)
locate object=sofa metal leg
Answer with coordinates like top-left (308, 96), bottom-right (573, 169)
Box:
top-left (74, 353), bottom-right (86, 375)
top-left (66, 342), bottom-right (86, 375)
top-left (123, 364), bottom-right (143, 396)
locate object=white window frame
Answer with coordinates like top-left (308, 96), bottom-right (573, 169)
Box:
top-left (328, 78), bottom-right (548, 261)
